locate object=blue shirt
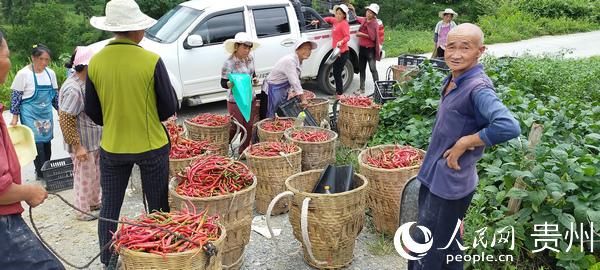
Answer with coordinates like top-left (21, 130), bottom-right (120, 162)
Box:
top-left (417, 64), bottom-right (521, 200)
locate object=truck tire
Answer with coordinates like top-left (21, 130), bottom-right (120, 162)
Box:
top-left (317, 59), bottom-right (354, 95)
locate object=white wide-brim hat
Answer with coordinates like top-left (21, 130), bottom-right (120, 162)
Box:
top-left (90, 0), bottom-right (157, 32)
top-left (439, 8), bottom-right (458, 18)
top-left (365, 3), bottom-right (380, 15)
top-left (331, 4), bottom-right (350, 17)
top-left (294, 37), bottom-right (318, 51)
top-left (224, 32), bottom-right (260, 54)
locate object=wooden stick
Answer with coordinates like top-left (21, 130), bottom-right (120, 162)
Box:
top-left (507, 123), bottom-right (543, 215)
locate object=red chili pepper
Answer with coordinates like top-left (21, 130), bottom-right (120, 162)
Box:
top-left (260, 118), bottom-right (294, 132)
top-left (247, 142), bottom-right (299, 157)
top-left (189, 113), bottom-right (231, 127)
top-left (339, 95), bottom-right (380, 108)
top-left (366, 146), bottom-right (423, 169)
top-left (169, 138), bottom-right (218, 159)
top-left (303, 90), bottom-right (316, 100)
top-left (290, 130), bottom-right (331, 142)
top-left (165, 121), bottom-right (184, 143)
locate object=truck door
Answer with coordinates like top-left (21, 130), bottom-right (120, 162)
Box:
top-left (249, 5), bottom-right (299, 80)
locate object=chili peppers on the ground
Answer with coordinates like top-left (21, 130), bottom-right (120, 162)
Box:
top-left (188, 113), bottom-right (231, 127)
top-left (170, 138), bottom-right (218, 159)
top-left (366, 146), bottom-right (424, 169)
top-left (176, 155), bottom-right (254, 197)
top-left (290, 130), bottom-right (331, 142)
top-left (303, 90), bottom-right (316, 100)
top-left (112, 208), bottom-right (220, 255)
top-left (247, 142), bottom-right (299, 157)
top-left (340, 96), bottom-right (378, 108)
top-left (166, 121), bottom-right (184, 143)
top-left (259, 118), bottom-right (294, 132)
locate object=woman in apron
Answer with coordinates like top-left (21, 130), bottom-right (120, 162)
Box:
top-left (221, 32), bottom-right (260, 154)
top-left (10, 44), bottom-right (58, 179)
top-left (263, 38), bottom-right (317, 118)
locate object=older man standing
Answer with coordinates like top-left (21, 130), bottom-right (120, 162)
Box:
top-left (85, 0), bottom-right (178, 267)
top-left (409, 23), bottom-right (521, 270)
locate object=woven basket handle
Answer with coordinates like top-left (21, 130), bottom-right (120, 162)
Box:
top-left (231, 118), bottom-right (247, 158)
top-left (301, 197), bottom-right (329, 266)
top-left (266, 191), bottom-right (294, 239)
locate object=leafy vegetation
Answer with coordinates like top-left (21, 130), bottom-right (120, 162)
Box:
top-left (371, 55), bottom-right (600, 269)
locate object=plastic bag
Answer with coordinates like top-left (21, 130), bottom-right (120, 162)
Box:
top-left (228, 73), bottom-right (253, 122)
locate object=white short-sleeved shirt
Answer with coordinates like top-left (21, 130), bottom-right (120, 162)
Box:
top-left (10, 66), bottom-right (58, 99)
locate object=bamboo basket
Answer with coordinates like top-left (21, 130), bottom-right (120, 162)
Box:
top-left (337, 102), bottom-right (380, 148)
top-left (286, 170), bottom-right (368, 269)
top-left (283, 127), bottom-right (337, 171)
top-left (244, 143), bottom-right (302, 215)
top-left (256, 117), bottom-right (296, 142)
top-left (120, 224), bottom-right (226, 270)
top-left (169, 175), bottom-right (256, 270)
top-left (306, 98), bottom-right (329, 125)
top-left (358, 145), bottom-right (425, 235)
top-left (184, 118), bottom-right (230, 156)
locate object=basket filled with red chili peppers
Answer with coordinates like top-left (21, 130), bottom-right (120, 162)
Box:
top-left (302, 89), bottom-right (316, 100)
top-left (358, 145), bottom-right (425, 235)
top-left (169, 137), bottom-right (218, 176)
top-left (305, 97), bottom-right (329, 126)
top-left (244, 142), bottom-right (302, 215)
top-left (169, 155), bottom-right (256, 269)
top-left (114, 208), bottom-right (226, 270)
top-left (284, 127), bottom-right (337, 171)
top-left (337, 95), bottom-right (381, 148)
top-left (184, 113), bottom-right (232, 156)
top-left (256, 117), bottom-right (296, 142)
top-left (165, 120), bottom-right (186, 143)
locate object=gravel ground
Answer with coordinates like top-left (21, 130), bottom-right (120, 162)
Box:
top-left (22, 165), bottom-right (407, 270)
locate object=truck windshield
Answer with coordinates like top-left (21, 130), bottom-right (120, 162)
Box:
top-left (146, 6), bottom-right (203, 43)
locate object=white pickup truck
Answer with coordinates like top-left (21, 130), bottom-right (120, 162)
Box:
top-left (90, 0), bottom-right (369, 106)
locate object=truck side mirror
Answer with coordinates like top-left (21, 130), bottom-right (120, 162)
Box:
top-left (184, 35), bottom-right (204, 49)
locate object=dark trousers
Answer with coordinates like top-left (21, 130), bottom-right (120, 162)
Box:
top-left (98, 146), bottom-right (171, 265)
top-left (408, 184), bottom-right (474, 270)
top-left (332, 51), bottom-right (349, 95)
top-left (34, 142), bottom-right (52, 177)
top-left (0, 214), bottom-right (65, 270)
top-left (359, 46), bottom-right (379, 90)
top-left (436, 47), bottom-right (445, 58)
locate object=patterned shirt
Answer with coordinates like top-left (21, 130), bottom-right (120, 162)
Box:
top-left (221, 55), bottom-right (255, 102)
top-left (58, 75), bottom-right (102, 153)
top-left (264, 53), bottom-right (303, 95)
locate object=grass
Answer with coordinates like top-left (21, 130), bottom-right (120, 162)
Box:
top-left (384, 28), bottom-right (433, 58)
top-left (367, 232), bottom-right (396, 256)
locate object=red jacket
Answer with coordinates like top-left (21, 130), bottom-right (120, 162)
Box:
top-left (0, 104), bottom-right (24, 215)
top-left (357, 16), bottom-right (381, 61)
top-left (324, 17), bottom-right (350, 53)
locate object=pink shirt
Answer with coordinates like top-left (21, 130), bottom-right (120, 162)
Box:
top-left (324, 17), bottom-right (350, 53)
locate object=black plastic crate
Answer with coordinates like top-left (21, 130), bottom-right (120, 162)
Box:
top-left (41, 158), bottom-right (74, 192)
top-left (374, 80), bottom-right (399, 104)
top-left (429, 58), bottom-right (450, 71)
top-left (277, 97), bottom-right (319, 126)
top-left (398, 54), bottom-right (427, 66)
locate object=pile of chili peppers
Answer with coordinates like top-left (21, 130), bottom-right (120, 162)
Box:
top-left (307, 98), bottom-right (326, 106)
top-left (112, 208), bottom-right (220, 255)
top-left (176, 155), bottom-right (254, 197)
top-left (290, 130), bottom-right (331, 142)
top-left (247, 142), bottom-right (299, 157)
top-left (170, 138), bottom-right (217, 159)
top-left (365, 146), bottom-right (424, 169)
top-left (340, 96), bottom-right (378, 108)
top-left (188, 113), bottom-right (231, 127)
top-left (260, 118), bottom-right (294, 132)
top-left (166, 121), bottom-right (184, 143)
top-left (303, 90), bottom-right (316, 100)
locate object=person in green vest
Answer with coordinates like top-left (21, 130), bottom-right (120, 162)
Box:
top-left (84, 0), bottom-right (178, 267)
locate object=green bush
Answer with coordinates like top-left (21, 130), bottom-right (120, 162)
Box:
top-left (479, 5), bottom-right (541, 43)
top-left (138, 0), bottom-right (182, 19)
top-left (516, 0), bottom-right (595, 21)
top-left (383, 27), bottom-right (433, 57)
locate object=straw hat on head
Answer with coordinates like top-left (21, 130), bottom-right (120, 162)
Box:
top-left (294, 37), bottom-right (318, 51)
top-left (224, 32), bottom-right (260, 54)
top-left (331, 4), bottom-right (350, 17)
top-left (439, 8), bottom-right (458, 18)
top-left (73, 46), bottom-right (95, 66)
top-left (365, 3), bottom-right (380, 15)
top-left (90, 0), bottom-right (156, 32)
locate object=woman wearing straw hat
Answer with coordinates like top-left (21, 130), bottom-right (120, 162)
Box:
top-left (9, 44), bottom-right (59, 180)
top-left (433, 8), bottom-right (458, 58)
top-left (221, 32), bottom-right (260, 154)
top-left (355, 3), bottom-right (381, 95)
top-left (311, 4), bottom-right (351, 98)
top-left (85, 0), bottom-right (178, 267)
top-left (0, 30), bottom-right (66, 270)
top-left (58, 46), bottom-right (102, 222)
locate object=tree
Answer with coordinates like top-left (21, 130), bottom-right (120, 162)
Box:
top-left (11, 1), bottom-right (68, 58)
top-left (1, 0), bottom-right (35, 26)
top-left (137, 0), bottom-right (182, 19)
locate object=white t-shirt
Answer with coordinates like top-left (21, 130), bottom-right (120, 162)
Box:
top-left (10, 66), bottom-right (58, 99)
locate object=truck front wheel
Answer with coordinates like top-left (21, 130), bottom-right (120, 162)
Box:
top-left (317, 60), bottom-right (354, 95)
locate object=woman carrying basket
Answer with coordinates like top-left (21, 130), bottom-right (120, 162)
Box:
top-left (221, 32), bottom-right (261, 154)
